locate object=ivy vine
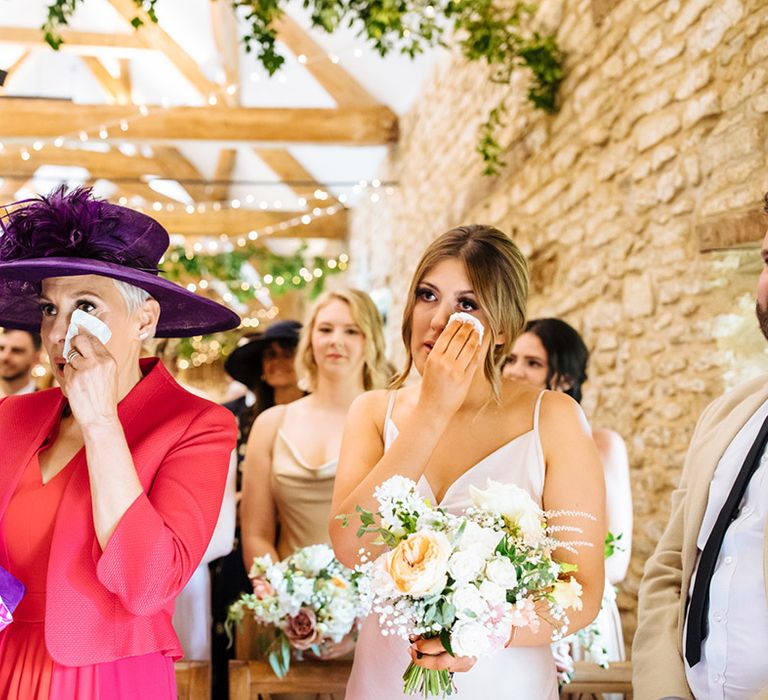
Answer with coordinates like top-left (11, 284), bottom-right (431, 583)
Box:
top-left (42, 0), bottom-right (564, 175)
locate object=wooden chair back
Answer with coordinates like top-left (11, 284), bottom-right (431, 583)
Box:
top-left (560, 660), bottom-right (633, 699)
top-left (229, 658), bottom-right (352, 700)
top-left (175, 660), bottom-right (211, 700)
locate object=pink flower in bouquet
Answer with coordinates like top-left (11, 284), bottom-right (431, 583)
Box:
top-left (285, 607), bottom-right (322, 650)
top-left (486, 602), bottom-right (514, 649)
top-left (251, 577), bottom-right (275, 600)
top-left (0, 600), bottom-right (12, 631)
top-left (508, 596), bottom-right (540, 633)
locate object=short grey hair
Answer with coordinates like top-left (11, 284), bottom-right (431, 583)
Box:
top-left (112, 279), bottom-right (156, 339)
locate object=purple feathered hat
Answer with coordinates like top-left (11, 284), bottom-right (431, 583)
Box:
top-left (0, 187), bottom-right (240, 336)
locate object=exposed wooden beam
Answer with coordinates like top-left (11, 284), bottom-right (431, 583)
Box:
top-left (0, 27), bottom-right (144, 52)
top-left (274, 15), bottom-right (379, 107)
top-left (254, 148), bottom-right (339, 205)
top-left (151, 145), bottom-right (209, 202)
top-left (0, 98), bottom-right (399, 144)
top-left (0, 50), bottom-right (30, 93)
top-left (0, 146), bottom-right (164, 181)
top-left (82, 56), bottom-right (132, 104)
top-left (210, 149), bottom-right (237, 201)
top-left (117, 59), bottom-right (132, 101)
top-left (151, 207), bottom-right (347, 238)
top-left (107, 0), bottom-right (221, 98)
top-left (697, 207), bottom-right (767, 251)
top-left (115, 183), bottom-right (179, 205)
top-left (211, 0), bottom-right (240, 91)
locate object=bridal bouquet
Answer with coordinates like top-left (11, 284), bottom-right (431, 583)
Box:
top-left (227, 544), bottom-right (366, 677)
top-left (342, 476), bottom-right (591, 697)
top-left (0, 565), bottom-right (25, 633)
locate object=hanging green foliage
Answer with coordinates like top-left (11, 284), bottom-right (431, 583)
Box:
top-left (162, 242), bottom-right (346, 302)
top-left (158, 243), bottom-right (346, 366)
top-left (43, 0), bottom-right (564, 174)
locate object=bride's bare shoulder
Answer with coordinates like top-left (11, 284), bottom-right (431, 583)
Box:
top-left (499, 377), bottom-right (543, 408)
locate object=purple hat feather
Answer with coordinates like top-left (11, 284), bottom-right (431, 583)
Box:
top-left (0, 187), bottom-right (239, 337)
top-left (0, 186), bottom-right (162, 271)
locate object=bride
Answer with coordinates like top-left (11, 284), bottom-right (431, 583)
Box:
top-left (329, 225), bottom-right (606, 698)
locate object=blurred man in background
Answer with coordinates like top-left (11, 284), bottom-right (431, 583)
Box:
top-left (0, 329), bottom-right (41, 397)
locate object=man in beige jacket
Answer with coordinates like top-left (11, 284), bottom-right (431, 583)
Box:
top-left (633, 209), bottom-right (768, 700)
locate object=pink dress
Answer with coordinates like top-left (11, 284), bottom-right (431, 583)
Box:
top-left (0, 452), bottom-right (176, 699)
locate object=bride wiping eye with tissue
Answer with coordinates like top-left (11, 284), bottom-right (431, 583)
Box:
top-left (330, 225), bottom-right (607, 700)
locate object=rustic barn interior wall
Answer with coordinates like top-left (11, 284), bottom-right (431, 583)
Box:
top-left (347, 0), bottom-right (768, 648)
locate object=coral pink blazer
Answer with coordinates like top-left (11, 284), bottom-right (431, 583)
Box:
top-left (0, 358), bottom-right (236, 666)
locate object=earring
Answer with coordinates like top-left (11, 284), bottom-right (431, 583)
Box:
top-left (139, 331), bottom-right (149, 341)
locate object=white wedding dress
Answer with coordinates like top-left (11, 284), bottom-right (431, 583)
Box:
top-left (345, 391), bottom-right (558, 700)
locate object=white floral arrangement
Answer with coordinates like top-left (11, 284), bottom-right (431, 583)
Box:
top-left (340, 476), bottom-right (594, 697)
top-left (226, 544), bottom-right (365, 677)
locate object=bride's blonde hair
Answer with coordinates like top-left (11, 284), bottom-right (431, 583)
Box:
top-left (391, 225), bottom-right (528, 400)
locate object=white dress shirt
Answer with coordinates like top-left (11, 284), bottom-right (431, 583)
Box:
top-left (12, 379), bottom-right (36, 396)
top-left (684, 398), bottom-right (768, 699)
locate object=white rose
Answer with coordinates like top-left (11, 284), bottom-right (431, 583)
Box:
top-left (552, 577), bottom-right (583, 611)
top-left (451, 620), bottom-right (493, 658)
top-left (485, 556), bottom-right (518, 589)
top-left (469, 480), bottom-right (544, 541)
top-left (452, 584), bottom-right (488, 619)
top-left (297, 544), bottom-right (335, 575)
top-left (374, 475), bottom-right (418, 504)
top-left (478, 579), bottom-right (507, 605)
top-left (458, 521), bottom-right (503, 559)
top-left (447, 550), bottom-right (486, 583)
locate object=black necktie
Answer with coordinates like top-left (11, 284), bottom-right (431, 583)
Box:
top-left (685, 411), bottom-right (768, 667)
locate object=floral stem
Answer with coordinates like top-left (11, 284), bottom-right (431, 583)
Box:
top-left (402, 662), bottom-right (456, 697)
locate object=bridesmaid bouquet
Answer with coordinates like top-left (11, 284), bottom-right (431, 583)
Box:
top-left (341, 476), bottom-right (592, 697)
top-left (226, 544), bottom-right (366, 677)
top-left (0, 565), bottom-right (25, 632)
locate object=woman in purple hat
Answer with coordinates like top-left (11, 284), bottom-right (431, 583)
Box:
top-left (0, 187), bottom-right (239, 699)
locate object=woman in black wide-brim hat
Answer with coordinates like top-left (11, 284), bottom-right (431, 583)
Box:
top-left (209, 320), bottom-right (305, 696)
top-left (0, 187), bottom-right (238, 698)
top-left (224, 319), bottom-right (305, 435)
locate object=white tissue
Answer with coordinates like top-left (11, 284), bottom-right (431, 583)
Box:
top-left (449, 311), bottom-right (485, 341)
top-left (63, 309), bottom-right (112, 360)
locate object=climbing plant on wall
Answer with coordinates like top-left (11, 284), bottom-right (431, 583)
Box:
top-left (43, 0), bottom-right (563, 175)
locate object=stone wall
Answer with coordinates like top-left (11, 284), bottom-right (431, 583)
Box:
top-left (347, 0), bottom-right (768, 648)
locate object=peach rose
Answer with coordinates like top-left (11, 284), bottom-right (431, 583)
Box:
top-left (386, 530), bottom-right (451, 597)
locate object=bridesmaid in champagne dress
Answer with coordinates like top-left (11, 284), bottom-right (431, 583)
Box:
top-left (238, 290), bottom-right (388, 672)
top-left (330, 226), bottom-right (607, 699)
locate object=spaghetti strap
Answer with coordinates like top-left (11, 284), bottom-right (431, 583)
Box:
top-left (533, 390), bottom-right (546, 433)
top-left (383, 390), bottom-right (397, 428)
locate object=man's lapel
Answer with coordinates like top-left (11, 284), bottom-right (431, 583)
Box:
top-left (682, 380), bottom-right (768, 589)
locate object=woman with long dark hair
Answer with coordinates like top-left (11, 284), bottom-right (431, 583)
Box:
top-left (504, 318), bottom-right (632, 671)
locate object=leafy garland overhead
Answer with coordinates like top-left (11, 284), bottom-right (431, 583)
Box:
top-left (43, 0), bottom-right (563, 175)
top-left (160, 243), bottom-right (346, 366)
top-left (162, 242), bottom-right (345, 302)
